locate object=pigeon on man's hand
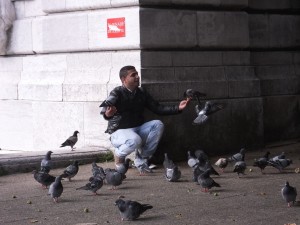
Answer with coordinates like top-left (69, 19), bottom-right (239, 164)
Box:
top-left (48, 175), bottom-right (64, 203)
top-left (32, 170), bottom-right (55, 189)
top-left (193, 101), bottom-right (225, 125)
top-left (76, 176), bottom-right (103, 195)
top-left (115, 198), bottom-right (153, 221)
top-left (163, 153), bottom-right (181, 182)
top-left (60, 130), bottom-right (79, 151)
top-left (62, 160), bottom-right (79, 181)
top-left (40, 151), bottom-right (53, 173)
top-left (281, 181), bottom-right (297, 207)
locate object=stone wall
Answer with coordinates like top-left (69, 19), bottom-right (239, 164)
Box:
top-left (0, 0), bottom-right (299, 160)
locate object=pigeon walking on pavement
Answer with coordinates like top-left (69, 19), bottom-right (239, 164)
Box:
top-left (197, 168), bottom-right (221, 192)
top-left (253, 151), bottom-right (270, 174)
top-left (187, 151), bottom-right (199, 169)
top-left (281, 181), bottom-right (297, 207)
top-left (233, 160), bottom-right (247, 177)
top-left (40, 151), bottom-right (53, 173)
top-left (116, 158), bottom-right (131, 180)
top-left (105, 168), bottom-right (123, 190)
top-left (268, 158), bottom-right (292, 173)
top-left (135, 149), bottom-right (153, 175)
top-left (215, 158), bottom-right (228, 173)
top-left (62, 160), bottom-right (79, 181)
top-left (91, 162), bottom-right (106, 179)
top-left (60, 130), bottom-right (79, 151)
top-left (48, 175), bottom-right (64, 203)
top-left (163, 153), bottom-right (181, 182)
top-left (76, 176), bottom-right (104, 195)
top-left (228, 148), bottom-right (246, 163)
top-left (32, 170), bottom-right (55, 189)
top-left (194, 149), bottom-right (209, 162)
top-left (115, 198), bottom-right (153, 221)
top-left (270, 152), bottom-right (285, 162)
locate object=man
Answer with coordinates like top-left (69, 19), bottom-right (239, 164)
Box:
top-left (101, 65), bottom-right (191, 173)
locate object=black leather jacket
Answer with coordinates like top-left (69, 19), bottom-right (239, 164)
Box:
top-left (101, 86), bottom-right (181, 134)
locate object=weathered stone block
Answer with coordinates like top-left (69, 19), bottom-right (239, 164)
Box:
top-left (0, 71), bottom-right (20, 99)
top-left (18, 71), bottom-right (64, 101)
top-left (24, 0), bottom-right (46, 18)
top-left (172, 51), bottom-right (223, 66)
top-left (41, 0), bottom-right (66, 13)
top-left (197, 11), bottom-right (249, 48)
top-left (7, 19), bottom-right (33, 55)
top-left (248, 0), bottom-right (291, 10)
top-left (141, 51), bottom-right (173, 67)
top-left (23, 54), bottom-right (67, 71)
top-left (32, 13), bottom-right (89, 53)
top-left (0, 56), bottom-right (23, 71)
top-left (88, 8), bottom-right (140, 50)
top-left (140, 9), bottom-right (197, 48)
top-left (226, 66), bottom-right (260, 97)
top-left (263, 95), bottom-right (300, 142)
top-left (251, 52), bottom-right (293, 65)
top-left (249, 14), bottom-right (269, 48)
top-left (222, 51), bottom-right (250, 66)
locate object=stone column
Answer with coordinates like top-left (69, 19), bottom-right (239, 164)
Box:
top-left (0, 0), bottom-right (15, 55)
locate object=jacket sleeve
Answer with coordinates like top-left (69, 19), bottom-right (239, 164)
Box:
top-left (143, 88), bottom-right (181, 115)
top-left (100, 88), bottom-right (120, 120)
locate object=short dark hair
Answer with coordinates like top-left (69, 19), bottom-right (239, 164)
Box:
top-left (119, 65), bottom-right (136, 79)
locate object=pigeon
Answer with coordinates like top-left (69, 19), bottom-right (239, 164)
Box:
top-left (40, 151), bottom-right (53, 173)
top-left (163, 153), bottom-right (181, 182)
top-left (91, 162), bottom-right (106, 179)
top-left (281, 181), bottom-right (297, 207)
top-left (228, 148), bottom-right (246, 162)
top-left (196, 154), bottom-right (219, 176)
top-left (105, 168), bottom-right (123, 189)
top-left (76, 176), bottom-right (104, 195)
top-left (197, 168), bottom-right (221, 192)
top-left (193, 101), bottom-right (225, 125)
top-left (194, 149), bottom-right (209, 161)
top-left (60, 130), bottom-right (79, 151)
top-left (268, 158), bottom-right (292, 173)
top-left (116, 158), bottom-right (131, 179)
top-left (183, 89), bottom-right (206, 101)
top-left (48, 175), bottom-right (64, 203)
top-left (233, 160), bottom-right (247, 177)
top-left (32, 170), bottom-right (55, 189)
top-left (187, 151), bottom-right (199, 168)
top-left (115, 198), bottom-right (153, 221)
top-left (253, 151), bottom-right (270, 174)
top-left (135, 149), bottom-right (152, 175)
top-left (193, 165), bottom-right (205, 182)
top-left (215, 158), bottom-right (228, 173)
top-left (270, 152), bottom-right (285, 161)
top-left (99, 94), bottom-right (118, 107)
top-left (62, 160), bottom-right (79, 181)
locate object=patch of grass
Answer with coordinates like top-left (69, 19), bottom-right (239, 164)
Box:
top-left (0, 167), bottom-right (8, 176)
top-left (97, 150), bottom-right (114, 163)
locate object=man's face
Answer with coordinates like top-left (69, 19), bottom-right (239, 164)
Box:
top-left (122, 69), bottom-right (140, 90)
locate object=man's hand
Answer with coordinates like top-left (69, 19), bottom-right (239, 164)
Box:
top-left (179, 98), bottom-right (191, 111)
top-left (105, 106), bottom-right (117, 117)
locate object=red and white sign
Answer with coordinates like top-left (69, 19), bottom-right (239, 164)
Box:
top-left (107, 17), bottom-right (126, 38)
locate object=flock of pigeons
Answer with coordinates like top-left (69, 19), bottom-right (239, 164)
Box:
top-left (31, 89), bottom-right (298, 220)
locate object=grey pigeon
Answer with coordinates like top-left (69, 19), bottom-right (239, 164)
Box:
top-left (187, 151), bottom-right (199, 168)
top-left (40, 151), bottom-right (53, 173)
top-left (215, 158), bottom-right (228, 173)
top-left (62, 160), bottom-right (79, 181)
top-left (268, 158), bottom-right (292, 173)
top-left (91, 162), bottom-right (106, 179)
top-left (115, 198), bottom-right (153, 221)
top-left (99, 94), bottom-right (118, 107)
top-left (76, 176), bottom-right (104, 195)
top-left (281, 181), bottom-right (297, 207)
top-left (32, 170), bottom-right (55, 189)
top-left (253, 151), bottom-right (270, 174)
top-left (197, 168), bottom-right (221, 192)
top-left (48, 175), bottom-right (64, 203)
top-left (193, 165), bottom-right (205, 182)
top-left (270, 152), bottom-right (285, 161)
top-left (183, 89), bottom-right (206, 101)
top-left (116, 158), bottom-right (131, 179)
top-left (196, 154), bottom-right (219, 176)
top-left (105, 168), bottom-right (123, 189)
top-left (60, 130), bottom-right (79, 151)
top-left (194, 149), bottom-right (209, 161)
top-left (228, 148), bottom-right (246, 162)
top-left (233, 160), bottom-right (247, 177)
top-left (135, 149), bottom-right (152, 175)
top-left (163, 153), bottom-right (181, 182)
top-left (193, 101), bottom-right (225, 125)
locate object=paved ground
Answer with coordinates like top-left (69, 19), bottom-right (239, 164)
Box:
top-left (0, 141), bottom-right (299, 225)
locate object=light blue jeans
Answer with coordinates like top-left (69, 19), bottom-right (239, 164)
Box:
top-left (110, 120), bottom-right (164, 167)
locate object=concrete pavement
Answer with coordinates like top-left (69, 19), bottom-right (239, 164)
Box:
top-left (0, 140), bottom-right (300, 225)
